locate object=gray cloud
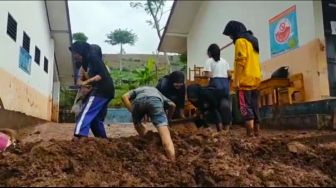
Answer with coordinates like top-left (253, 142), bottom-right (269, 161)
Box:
top-left (68, 1), bottom-right (173, 54)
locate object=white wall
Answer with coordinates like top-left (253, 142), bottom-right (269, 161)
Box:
top-left (0, 1), bottom-right (54, 97)
top-left (187, 1), bottom-right (323, 73)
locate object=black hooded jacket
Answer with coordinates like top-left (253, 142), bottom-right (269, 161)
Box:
top-left (223, 20), bottom-right (259, 53)
top-left (156, 71), bottom-right (185, 108)
top-left (70, 42), bottom-right (114, 98)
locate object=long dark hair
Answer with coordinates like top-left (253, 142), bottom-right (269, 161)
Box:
top-left (207, 44), bottom-right (221, 62)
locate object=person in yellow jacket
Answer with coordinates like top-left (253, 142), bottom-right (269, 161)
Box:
top-left (223, 20), bottom-right (262, 137)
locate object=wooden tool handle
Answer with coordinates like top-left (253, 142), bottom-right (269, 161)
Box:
top-left (220, 42), bottom-right (233, 51)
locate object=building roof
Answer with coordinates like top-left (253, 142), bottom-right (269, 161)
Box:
top-left (45, 0), bottom-right (74, 87)
top-left (158, 1), bottom-right (202, 54)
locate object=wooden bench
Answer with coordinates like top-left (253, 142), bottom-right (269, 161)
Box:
top-left (278, 73), bottom-right (305, 105)
top-left (258, 78), bottom-right (290, 107)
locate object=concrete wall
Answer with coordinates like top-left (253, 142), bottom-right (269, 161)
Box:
top-left (0, 1), bottom-right (55, 120)
top-left (262, 39), bottom-right (329, 102)
top-left (51, 81), bottom-right (60, 122)
top-left (103, 54), bottom-right (176, 70)
top-left (187, 1), bottom-right (324, 77)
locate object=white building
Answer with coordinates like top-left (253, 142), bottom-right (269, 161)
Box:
top-left (159, 0), bottom-right (336, 102)
top-left (0, 1), bottom-right (74, 121)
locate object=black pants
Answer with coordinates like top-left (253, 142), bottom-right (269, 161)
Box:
top-left (238, 90), bottom-right (260, 123)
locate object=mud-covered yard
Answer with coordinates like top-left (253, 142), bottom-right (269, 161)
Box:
top-left (0, 123), bottom-right (335, 187)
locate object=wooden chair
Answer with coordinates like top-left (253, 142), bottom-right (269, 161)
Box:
top-left (188, 65), bottom-right (204, 80)
top-left (278, 73), bottom-right (305, 105)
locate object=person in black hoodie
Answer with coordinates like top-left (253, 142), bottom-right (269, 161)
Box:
top-left (156, 71), bottom-right (186, 119)
top-left (69, 41), bottom-right (115, 138)
top-left (187, 84), bottom-right (231, 132)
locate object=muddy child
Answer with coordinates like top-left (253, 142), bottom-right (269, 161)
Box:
top-left (223, 20), bottom-right (262, 137)
top-left (122, 86), bottom-right (176, 160)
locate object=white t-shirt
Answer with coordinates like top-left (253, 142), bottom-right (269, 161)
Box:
top-left (205, 57), bottom-right (230, 78)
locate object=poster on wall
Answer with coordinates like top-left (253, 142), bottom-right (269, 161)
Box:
top-left (269, 5), bottom-right (299, 57)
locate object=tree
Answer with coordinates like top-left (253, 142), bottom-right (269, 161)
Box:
top-left (105, 28), bottom-right (138, 71)
top-left (105, 28), bottom-right (137, 54)
top-left (72, 32), bottom-right (88, 42)
top-left (130, 0), bottom-right (172, 73)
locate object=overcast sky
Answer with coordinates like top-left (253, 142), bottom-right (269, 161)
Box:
top-left (68, 1), bottom-right (173, 55)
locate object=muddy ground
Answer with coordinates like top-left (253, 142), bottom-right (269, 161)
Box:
top-left (0, 122), bottom-right (336, 187)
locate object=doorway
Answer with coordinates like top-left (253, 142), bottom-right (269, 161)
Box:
top-left (322, 0), bottom-right (336, 96)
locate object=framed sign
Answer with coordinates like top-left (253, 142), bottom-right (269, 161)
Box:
top-left (269, 5), bottom-right (299, 56)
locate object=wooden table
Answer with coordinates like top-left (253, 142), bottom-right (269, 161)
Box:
top-left (194, 76), bottom-right (209, 86)
top-left (258, 78), bottom-right (290, 106)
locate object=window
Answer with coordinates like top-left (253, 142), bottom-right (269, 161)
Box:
top-left (22, 32), bottom-right (30, 53)
top-left (44, 57), bottom-right (48, 73)
top-left (19, 47), bottom-right (31, 74)
top-left (34, 46), bottom-right (40, 65)
top-left (6, 13), bottom-right (17, 41)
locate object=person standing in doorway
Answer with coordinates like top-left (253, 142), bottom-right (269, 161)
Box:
top-left (223, 20), bottom-right (262, 137)
top-left (69, 42), bottom-right (115, 138)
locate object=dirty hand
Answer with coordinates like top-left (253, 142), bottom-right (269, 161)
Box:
top-left (80, 80), bottom-right (90, 87)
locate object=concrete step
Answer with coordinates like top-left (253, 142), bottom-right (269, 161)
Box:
top-left (261, 114), bottom-right (333, 130)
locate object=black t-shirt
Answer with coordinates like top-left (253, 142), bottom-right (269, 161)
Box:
top-left (86, 54), bottom-right (115, 99)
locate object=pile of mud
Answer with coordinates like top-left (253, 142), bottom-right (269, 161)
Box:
top-left (0, 125), bottom-right (335, 187)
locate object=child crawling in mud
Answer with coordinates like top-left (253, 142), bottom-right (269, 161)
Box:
top-left (122, 86), bottom-right (176, 160)
top-left (0, 128), bottom-right (18, 152)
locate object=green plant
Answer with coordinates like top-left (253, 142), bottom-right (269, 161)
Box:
top-left (105, 28), bottom-right (138, 71)
top-left (72, 32), bottom-right (88, 42)
top-left (109, 84), bottom-right (128, 108)
top-left (105, 28), bottom-right (138, 54)
top-left (179, 53), bottom-right (187, 63)
top-left (59, 87), bottom-right (77, 109)
top-left (130, 0), bottom-right (172, 72)
top-left (134, 57), bottom-right (157, 86)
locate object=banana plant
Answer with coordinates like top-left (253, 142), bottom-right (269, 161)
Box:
top-left (134, 57), bottom-right (157, 86)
